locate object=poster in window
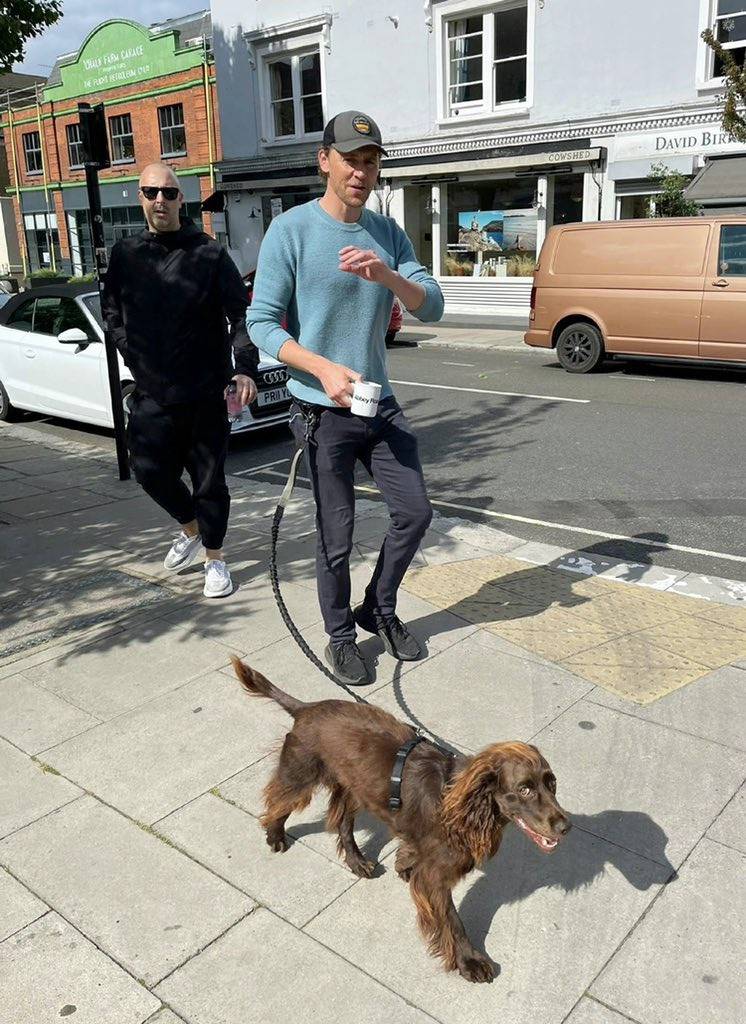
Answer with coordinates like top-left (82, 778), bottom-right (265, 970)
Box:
top-left (457, 209), bottom-right (537, 254)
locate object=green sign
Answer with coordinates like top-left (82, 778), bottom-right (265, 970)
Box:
top-left (44, 19), bottom-right (205, 102)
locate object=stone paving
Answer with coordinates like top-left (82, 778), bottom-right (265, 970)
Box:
top-left (0, 421), bottom-right (744, 1024)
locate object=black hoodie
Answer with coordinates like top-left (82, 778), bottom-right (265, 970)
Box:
top-left (102, 221), bottom-right (259, 405)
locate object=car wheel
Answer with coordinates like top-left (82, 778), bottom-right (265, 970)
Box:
top-left (0, 378), bottom-right (19, 421)
top-left (555, 322), bottom-right (605, 373)
top-left (121, 382), bottom-right (135, 424)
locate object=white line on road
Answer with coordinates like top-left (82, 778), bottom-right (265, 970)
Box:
top-left (231, 457), bottom-right (290, 476)
top-left (352, 485), bottom-right (746, 565)
top-left (442, 361), bottom-right (475, 367)
top-left (256, 471), bottom-right (745, 564)
top-left (389, 379), bottom-right (590, 404)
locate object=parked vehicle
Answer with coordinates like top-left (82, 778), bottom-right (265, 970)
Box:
top-left (386, 298), bottom-right (403, 347)
top-left (525, 217), bottom-right (746, 373)
top-left (0, 283), bottom-right (291, 431)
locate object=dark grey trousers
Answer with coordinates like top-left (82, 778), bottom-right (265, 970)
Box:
top-left (290, 397), bottom-right (432, 643)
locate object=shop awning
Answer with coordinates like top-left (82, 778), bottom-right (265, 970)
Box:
top-left (685, 156), bottom-right (746, 202)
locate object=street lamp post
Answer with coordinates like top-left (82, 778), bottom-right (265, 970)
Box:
top-left (78, 101), bottom-right (130, 481)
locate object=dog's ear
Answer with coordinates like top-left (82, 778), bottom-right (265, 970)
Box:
top-left (441, 750), bottom-right (505, 864)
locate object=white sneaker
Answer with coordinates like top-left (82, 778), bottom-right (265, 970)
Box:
top-left (164, 530), bottom-right (202, 571)
top-left (203, 559), bottom-right (233, 598)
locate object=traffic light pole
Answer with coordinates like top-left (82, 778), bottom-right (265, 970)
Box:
top-left (78, 102), bottom-right (130, 481)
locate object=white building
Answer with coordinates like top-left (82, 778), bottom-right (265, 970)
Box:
top-left (210, 0), bottom-right (746, 317)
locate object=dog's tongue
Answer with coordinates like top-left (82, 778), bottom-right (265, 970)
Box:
top-left (515, 817), bottom-right (559, 853)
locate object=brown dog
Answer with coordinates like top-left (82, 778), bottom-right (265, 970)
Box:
top-left (232, 658), bottom-right (570, 983)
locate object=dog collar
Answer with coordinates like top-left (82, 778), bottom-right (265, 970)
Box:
top-left (389, 735), bottom-right (426, 812)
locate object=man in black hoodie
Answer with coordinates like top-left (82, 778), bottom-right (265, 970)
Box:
top-left (102, 162), bottom-right (259, 598)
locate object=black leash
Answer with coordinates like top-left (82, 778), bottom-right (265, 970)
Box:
top-left (268, 403), bottom-right (456, 805)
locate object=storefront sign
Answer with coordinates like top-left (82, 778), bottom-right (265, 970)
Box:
top-left (613, 125), bottom-right (746, 161)
top-left (44, 20), bottom-right (205, 102)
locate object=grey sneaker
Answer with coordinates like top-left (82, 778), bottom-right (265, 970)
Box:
top-left (164, 530), bottom-right (202, 571)
top-left (324, 640), bottom-right (372, 686)
top-left (203, 559), bottom-right (233, 598)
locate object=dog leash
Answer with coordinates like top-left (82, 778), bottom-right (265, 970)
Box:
top-left (268, 403), bottom-right (455, 807)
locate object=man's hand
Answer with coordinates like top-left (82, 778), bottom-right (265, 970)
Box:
top-left (338, 246), bottom-right (393, 286)
top-left (317, 360), bottom-right (362, 408)
top-left (231, 373), bottom-right (257, 407)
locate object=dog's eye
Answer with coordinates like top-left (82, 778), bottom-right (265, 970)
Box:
top-left (518, 784), bottom-right (533, 798)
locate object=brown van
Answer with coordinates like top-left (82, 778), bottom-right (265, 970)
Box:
top-left (524, 217), bottom-right (746, 372)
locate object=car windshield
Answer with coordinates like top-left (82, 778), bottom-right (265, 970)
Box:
top-left (82, 293), bottom-right (102, 328)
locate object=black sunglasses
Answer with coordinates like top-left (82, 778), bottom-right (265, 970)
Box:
top-left (140, 186), bottom-right (179, 201)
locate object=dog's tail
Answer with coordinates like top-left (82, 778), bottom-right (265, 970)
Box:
top-left (231, 656), bottom-right (305, 718)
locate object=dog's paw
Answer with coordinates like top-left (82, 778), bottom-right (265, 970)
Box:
top-left (266, 831), bottom-right (290, 853)
top-left (457, 954), bottom-right (494, 984)
top-left (348, 856), bottom-right (378, 879)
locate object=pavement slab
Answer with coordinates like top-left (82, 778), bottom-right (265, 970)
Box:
top-left (304, 827), bottom-right (666, 1024)
top-left (155, 906), bottom-right (439, 1024)
top-left (0, 868), bottom-right (47, 943)
top-left (707, 783), bottom-right (746, 854)
top-left (0, 737), bottom-right (82, 840)
top-left (591, 839), bottom-right (746, 1024)
top-left (157, 792), bottom-right (357, 927)
top-left (533, 701), bottom-right (745, 868)
top-left (0, 673), bottom-right (100, 753)
top-left (41, 671), bottom-right (287, 824)
top-left (0, 796), bottom-right (253, 987)
top-left (0, 912), bottom-right (160, 1024)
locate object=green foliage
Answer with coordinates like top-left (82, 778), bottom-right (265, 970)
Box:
top-left (702, 28), bottom-right (746, 144)
top-left (647, 163), bottom-right (701, 218)
top-left (0, 1), bottom-right (64, 73)
top-left (68, 272), bottom-right (97, 283)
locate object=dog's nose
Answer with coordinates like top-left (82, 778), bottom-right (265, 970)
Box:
top-left (554, 816), bottom-right (572, 836)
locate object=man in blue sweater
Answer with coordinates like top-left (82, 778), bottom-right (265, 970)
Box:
top-left (247, 111), bottom-right (444, 685)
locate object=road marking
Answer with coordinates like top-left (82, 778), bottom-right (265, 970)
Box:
top-left (231, 457), bottom-right (289, 476)
top-left (442, 361), bottom-right (474, 367)
top-left (389, 379), bottom-right (589, 404)
top-left (253, 471), bottom-right (746, 564)
top-left (610, 375), bottom-right (656, 382)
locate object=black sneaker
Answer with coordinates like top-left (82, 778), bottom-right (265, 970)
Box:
top-left (353, 605), bottom-right (423, 662)
top-left (324, 640), bottom-right (372, 686)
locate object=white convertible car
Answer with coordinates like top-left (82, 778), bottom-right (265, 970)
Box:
top-left (0, 283), bottom-right (291, 432)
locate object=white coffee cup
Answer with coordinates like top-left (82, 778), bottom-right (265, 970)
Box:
top-left (350, 379), bottom-right (382, 418)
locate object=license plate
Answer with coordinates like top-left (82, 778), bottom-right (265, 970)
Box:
top-left (258, 386), bottom-right (290, 407)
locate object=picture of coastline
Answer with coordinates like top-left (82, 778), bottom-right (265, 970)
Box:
top-left (457, 209), bottom-right (537, 253)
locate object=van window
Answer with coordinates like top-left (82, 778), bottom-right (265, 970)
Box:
top-left (719, 225), bottom-right (746, 277)
top-left (552, 224), bottom-right (711, 277)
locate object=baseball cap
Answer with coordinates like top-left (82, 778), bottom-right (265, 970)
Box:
top-left (322, 110), bottom-right (388, 156)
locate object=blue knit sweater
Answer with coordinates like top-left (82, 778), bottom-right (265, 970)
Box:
top-left (246, 199), bottom-right (444, 406)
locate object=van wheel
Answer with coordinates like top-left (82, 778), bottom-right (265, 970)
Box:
top-left (556, 323), bottom-right (605, 373)
top-left (0, 378), bottom-right (19, 421)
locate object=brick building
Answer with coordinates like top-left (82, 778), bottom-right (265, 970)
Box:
top-left (0, 11), bottom-right (222, 279)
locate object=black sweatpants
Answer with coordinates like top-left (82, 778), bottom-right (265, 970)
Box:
top-left (127, 391), bottom-right (231, 550)
top-left (290, 396), bottom-right (432, 643)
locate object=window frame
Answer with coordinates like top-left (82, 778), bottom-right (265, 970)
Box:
top-left (718, 223), bottom-right (746, 276)
top-left (255, 33), bottom-right (326, 146)
top-left (157, 103), bottom-right (187, 158)
top-left (22, 130), bottom-right (43, 175)
top-left (66, 122), bottom-right (84, 170)
top-left (108, 112), bottom-right (135, 164)
top-left (697, 0), bottom-right (746, 87)
top-left (436, 0), bottom-right (534, 124)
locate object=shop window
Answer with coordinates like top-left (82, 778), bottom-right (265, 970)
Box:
top-left (22, 131), bottom-right (42, 174)
top-left (443, 178), bottom-right (537, 277)
top-left (23, 212), bottom-right (60, 271)
top-left (552, 174), bottom-right (584, 225)
top-left (719, 223), bottom-right (746, 275)
top-left (109, 113), bottom-right (135, 163)
top-left (66, 123), bottom-right (84, 169)
top-left (158, 104), bottom-right (187, 157)
top-left (441, 1), bottom-right (530, 119)
top-left (263, 47), bottom-right (324, 142)
top-left (618, 194), bottom-right (657, 219)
